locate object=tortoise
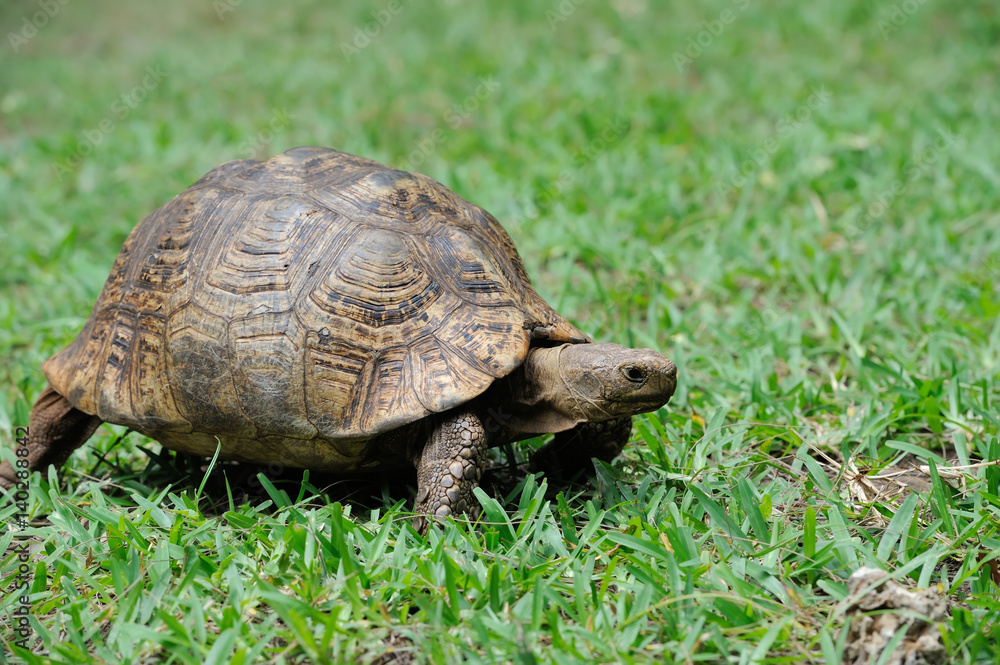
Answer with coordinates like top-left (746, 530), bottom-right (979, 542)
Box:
top-left (0, 147), bottom-right (676, 524)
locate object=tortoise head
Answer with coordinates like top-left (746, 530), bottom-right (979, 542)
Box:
top-left (519, 343), bottom-right (677, 424)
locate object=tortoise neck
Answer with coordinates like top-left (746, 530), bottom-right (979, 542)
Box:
top-left (476, 346), bottom-right (583, 439)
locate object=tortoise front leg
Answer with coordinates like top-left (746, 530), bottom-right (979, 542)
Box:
top-left (0, 386), bottom-right (103, 489)
top-left (529, 416), bottom-right (632, 481)
top-left (413, 410), bottom-right (489, 531)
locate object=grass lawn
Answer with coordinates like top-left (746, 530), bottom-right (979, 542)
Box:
top-left (2, 0), bottom-right (1000, 662)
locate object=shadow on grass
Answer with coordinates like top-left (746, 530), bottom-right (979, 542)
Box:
top-left (91, 435), bottom-right (577, 519)
top-left (80, 431), bottom-right (614, 521)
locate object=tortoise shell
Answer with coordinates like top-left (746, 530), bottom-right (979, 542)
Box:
top-left (44, 147), bottom-right (588, 468)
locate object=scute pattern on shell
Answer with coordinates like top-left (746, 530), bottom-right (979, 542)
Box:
top-left (43, 147), bottom-right (587, 451)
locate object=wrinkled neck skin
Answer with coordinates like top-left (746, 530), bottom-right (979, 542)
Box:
top-left (475, 342), bottom-right (676, 443)
top-left (477, 345), bottom-right (590, 441)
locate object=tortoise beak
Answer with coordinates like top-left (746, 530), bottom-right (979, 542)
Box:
top-left (649, 359), bottom-right (678, 401)
top-left (620, 353), bottom-right (677, 412)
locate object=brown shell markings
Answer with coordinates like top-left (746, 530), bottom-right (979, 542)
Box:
top-left (42, 147), bottom-right (588, 456)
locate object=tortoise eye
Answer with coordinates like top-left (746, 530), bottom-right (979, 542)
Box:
top-left (621, 366), bottom-right (646, 383)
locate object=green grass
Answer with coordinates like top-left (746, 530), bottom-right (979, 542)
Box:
top-left (2, 0), bottom-right (1000, 662)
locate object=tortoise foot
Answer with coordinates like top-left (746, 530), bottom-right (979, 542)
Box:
top-left (413, 410), bottom-right (488, 532)
top-left (0, 386), bottom-right (102, 490)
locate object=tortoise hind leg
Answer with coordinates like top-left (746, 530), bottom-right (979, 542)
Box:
top-left (0, 386), bottom-right (103, 489)
top-left (530, 416), bottom-right (632, 481)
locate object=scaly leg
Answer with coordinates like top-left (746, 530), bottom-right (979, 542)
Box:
top-left (530, 416), bottom-right (632, 481)
top-left (0, 387), bottom-right (103, 489)
top-left (413, 410), bottom-right (489, 531)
